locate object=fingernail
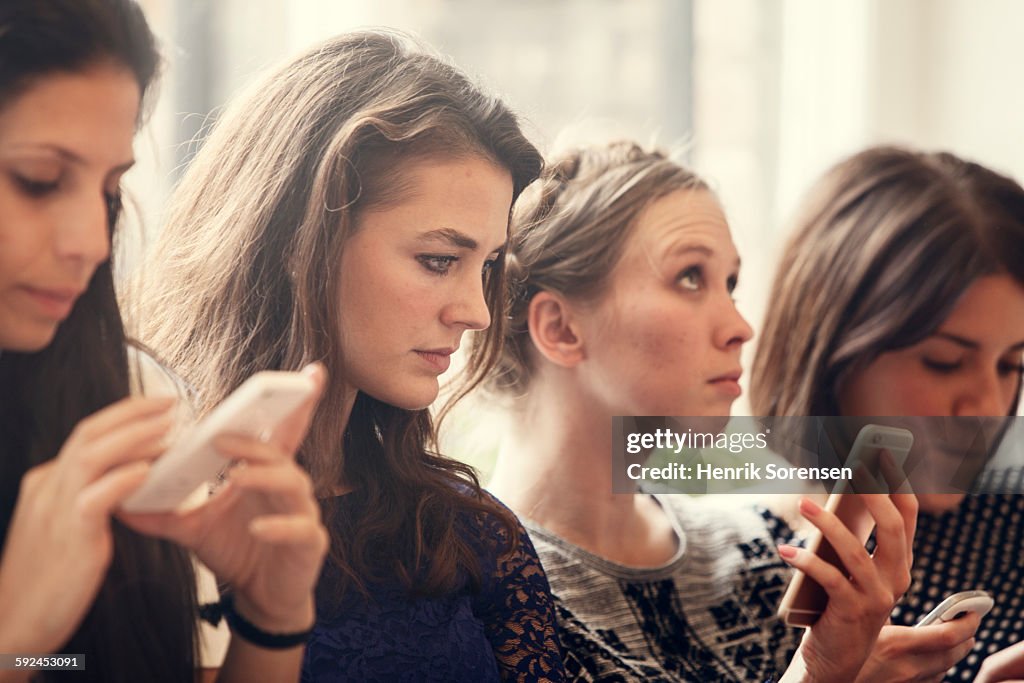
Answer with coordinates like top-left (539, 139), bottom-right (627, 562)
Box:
top-left (799, 498), bottom-right (821, 516)
top-left (778, 545), bottom-right (797, 559)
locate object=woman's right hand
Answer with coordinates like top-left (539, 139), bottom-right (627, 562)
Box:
top-left (778, 488), bottom-right (918, 683)
top-left (0, 396), bottom-right (175, 655)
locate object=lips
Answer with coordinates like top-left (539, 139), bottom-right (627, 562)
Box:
top-left (708, 369), bottom-right (743, 397)
top-left (20, 285), bottom-right (84, 320)
top-left (414, 347), bottom-right (456, 373)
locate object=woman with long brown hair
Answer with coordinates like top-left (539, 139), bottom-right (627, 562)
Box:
top-left (751, 145), bottom-right (1024, 681)
top-left (133, 30), bottom-right (563, 682)
top-left (0, 1), bottom-right (328, 682)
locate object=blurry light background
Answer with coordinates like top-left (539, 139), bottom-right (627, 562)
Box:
top-left (124, 0), bottom-right (1024, 477)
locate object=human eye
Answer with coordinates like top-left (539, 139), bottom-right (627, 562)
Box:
top-left (998, 354), bottom-right (1024, 378)
top-left (922, 357), bottom-right (963, 374)
top-left (727, 273), bottom-right (739, 297)
top-left (13, 174), bottom-right (60, 197)
top-left (417, 254), bottom-right (458, 276)
top-left (105, 190), bottom-right (123, 228)
top-left (482, 256), bottom-right (500, 276)
top-left (676, 265), bottom-right (704, 291)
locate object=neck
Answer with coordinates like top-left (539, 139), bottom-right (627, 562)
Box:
top-left (489, 370), bottom-right (677, 564)
top-left (328, 385), bottom-right (358, 497)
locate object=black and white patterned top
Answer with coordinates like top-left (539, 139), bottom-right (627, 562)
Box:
top-left (887, 472), bottom-right (1024, 682)
top-left (525, 495), bottom-right (802, 682)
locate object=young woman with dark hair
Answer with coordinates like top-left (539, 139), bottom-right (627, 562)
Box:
top-left (133, 29), bottom-right (563, 682)
top-left (0, 2), bottom-right (328, 681)
top-left (751, 145), bottom-right (1024, 681)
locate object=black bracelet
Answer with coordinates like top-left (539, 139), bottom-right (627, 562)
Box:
top-left (209, 593), bottom-right (313, 650)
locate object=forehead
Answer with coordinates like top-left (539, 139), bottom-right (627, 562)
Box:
top-left (940, 274), bottom-right (1024, 339)
top-left (625, 189), bottom-right (738, 263)
top-left (0, 65), bottom-right (140, 160)
top-left (356, 154), bottom-right (514, 248)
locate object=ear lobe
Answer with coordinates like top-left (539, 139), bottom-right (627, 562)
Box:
top-left (527, 291), bottom-right (585, 368)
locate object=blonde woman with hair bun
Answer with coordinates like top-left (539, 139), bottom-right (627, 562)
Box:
top-left (484, 140), bottom-right (918, 682)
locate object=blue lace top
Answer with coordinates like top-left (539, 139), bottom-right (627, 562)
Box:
top-left (301, 492), bottom-right (566, 682)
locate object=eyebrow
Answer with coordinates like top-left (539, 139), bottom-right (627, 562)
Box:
top-left (664, 242), bottom-right (742, 269)
top-left (933, 332), bottom-right (1024, 352)
top-left (416, 227), bottom-right (507, 254)
top-left (8, 143), bottom-right (135, 174)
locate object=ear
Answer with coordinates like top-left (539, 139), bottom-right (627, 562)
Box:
top-left (527, 291), bottom-right (586, 368)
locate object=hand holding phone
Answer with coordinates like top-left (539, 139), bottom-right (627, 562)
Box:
top-left (778, 424), bottom-right (914, 627)
top-left (120, 370), bottom-right (319, 513)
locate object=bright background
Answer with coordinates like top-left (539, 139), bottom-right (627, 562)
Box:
top-left (125, 0), bottom-right (1024, 476)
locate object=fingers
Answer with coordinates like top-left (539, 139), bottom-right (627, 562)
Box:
top-left (269, 362), bottom-right (326, 454)
top-left (62, 402), bottom-right (176, 484)
top-left (889, 491), bottom-right (918, 568)
top-left (67, 396), bottom-right (176, 445)
top-left (778, 544), bottom-right (856, 606)
top-left (796, 497), bottom-right (882, 596)
top-left (250, 514), bottom-right (328, 550)
top-left (859, 493), bottom-right (912, 598)
top-left (977, 641), bottom-right (1024, 683)
top-left (77, 461), bottom-right (152, 523)
top-left (911, 612), bottom-right (982, 652)
top-left (226, 461), bottom-right (319, 516)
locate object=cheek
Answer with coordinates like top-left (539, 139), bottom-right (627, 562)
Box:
top-left (621, 305), bottom-right (698, 378)
top-left (842, 359), bottom-right (947, 416)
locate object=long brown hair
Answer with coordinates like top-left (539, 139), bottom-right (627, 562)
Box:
top-left (750, 146), bottom-right (1024, 418)
top-left (133, 30), bottom-right (542, 601)
top-left (0, 2), bottom-right (197, 681)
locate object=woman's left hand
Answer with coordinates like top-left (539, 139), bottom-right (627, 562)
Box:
top-left (120, 363), bottom-right (329, 633)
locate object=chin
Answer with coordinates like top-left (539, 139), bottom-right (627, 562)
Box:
top-left (371, 381), bottom-right (440, 412)
top-left (0, 325), bottom-right (59, 353)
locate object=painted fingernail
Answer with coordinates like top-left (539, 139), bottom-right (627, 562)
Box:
top-left (799, 498), bottom-right (821, 516)
top-left (778, 545), bottom-right (797, 559)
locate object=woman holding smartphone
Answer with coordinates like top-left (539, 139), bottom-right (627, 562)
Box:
top-left (484, 141), bottom-right (918, 682)
top-left (133, 30), bottom-right (564, 682)
top-left (0, 1), bottom-right (328, 682)
top-left (751, 145), bottom-right (1024, 681)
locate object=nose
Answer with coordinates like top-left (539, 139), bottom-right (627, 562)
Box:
top-left (713, 297), bottom-right (754, 350)
top-left (441, 275), bottom-right (492, 331)
top-left (55, 191), bottom-right (111, 268)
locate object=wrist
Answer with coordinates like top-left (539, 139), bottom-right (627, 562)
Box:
top-left (230, 593), bottom-right (315, 634)
top-left (219, 593), bottom-right (315, 650)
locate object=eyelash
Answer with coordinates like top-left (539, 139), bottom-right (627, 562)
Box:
top-left (923, 358), bottom-right (1024, 377)
top-left (418, 254), bottom-right (500, 278)
top-left (418, 254), bottom-right (458, 276)
top-left (676, 265), bottom-right (739, 297)
top-left (15, 175), bottom-right (60, 197)
top-left (677, 265), bottom-right (703, 291)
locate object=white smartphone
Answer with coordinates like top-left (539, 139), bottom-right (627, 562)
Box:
top-left (777, 424), bottom-right (914, 627)
top-left (121, 370), bottom-right (317, 513)
top-left (915, 590), bottom-right (994, 627)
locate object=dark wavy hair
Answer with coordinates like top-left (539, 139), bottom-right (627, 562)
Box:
top-left (134, 30), bottom-right (543, 603)
top-left (751, 146), bottom-right (1024, 419)
top-left (0, 2), bottom-right (198, 682)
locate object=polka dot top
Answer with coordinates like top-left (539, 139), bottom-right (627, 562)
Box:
top-left (888, 472), bottom-right (1024, 681)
